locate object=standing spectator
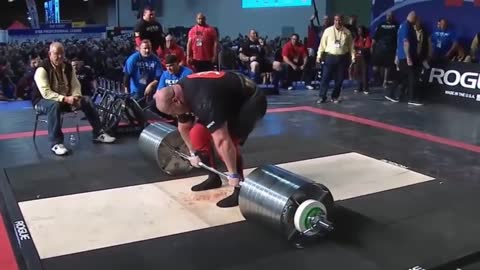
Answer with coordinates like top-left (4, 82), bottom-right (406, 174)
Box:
top-left (371, 12), bottom-right (398, 88)
top-left (307, 15), bottom-right (332, 52)
top-left (186, 13), bottom-right (218, 72)
top-left (345, 15), bottom-right (358, 39)
top-left (134, 6), bottom-right (165, 52)
top-left (353, 26), bottom-right (372, 94)
top-left (123, 40), bottom-right (163, 100)
top-left (15, 55), bottom-right (40, 100)
top-left (429, 18), bottom-right (458, 63)
top-left (316, 14), bottom-right (355, 104)
top-left (385, 11), bottom-right (422, 106)
top-left (157, 34), bottom-right (186, 67)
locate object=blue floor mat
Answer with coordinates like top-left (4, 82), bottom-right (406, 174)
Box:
top-left (0, 101), bottom-right (33, 112)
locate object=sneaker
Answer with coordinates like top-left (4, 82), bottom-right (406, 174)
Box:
top-left (306, 85), bottom-right (314, 90)
top-left (385, 96), bottom-right (399, 103)
top-left (51, 144), bottom-right (68, 156)
top-left (332, 98), bottom-right (341, 104)
top-left (408, 101), bottom-right (423, 106)
top-left (316, 98), bottom-right (327, 104)
top-left (94, 133), bottom-right (116, 143)
top-left (287, 86), bottom-right (294, 90)
top-left (364, 91), bottom-right (370, 95)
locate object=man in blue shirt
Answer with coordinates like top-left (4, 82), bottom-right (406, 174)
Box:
top-left (143, 54), bottom-right (192, 124)
top-left (430, 18), bottom-right (458, 62)
top-left (157, 54), bottom-right (193, 89)
top-left (123, 39), bottom-right (163, 100)
top-left (385, 11), bottom-right (422, 106)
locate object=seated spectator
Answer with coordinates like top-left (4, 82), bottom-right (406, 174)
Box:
top-left (258, 37), bottom-right (282, 85)
top-left (33, 42), bottom-right (115, 156)
top-left (238, 29), bottom-right (271, 83)
top-left (157, 34), bottom-right (186, 67)
top-left (451, 45), bottom-right (471, 63)
top-left (157, 54), bottom-right (193, 89)
top-left (123, 39), bottom-right (163, 101)
top-left (72, 57), bottom-right (96, 96)
top-left (282, 33), bottom-right (314, 90)
top-left (15, 55), bottom-right (40, 100)
top-left (471, 32), bottom-right (479, 63)
top-left (429, 18), bottom-right (458, 63)
top-left (352, 26), bottom-right (372, 94)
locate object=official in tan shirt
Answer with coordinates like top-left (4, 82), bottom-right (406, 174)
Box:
top-left (33, 42), bottom-right (115, 156)
top-left (315, 14), bottom-right (355, 104)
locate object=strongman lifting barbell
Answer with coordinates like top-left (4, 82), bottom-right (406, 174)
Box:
top-left (138, 122), bottom-right (335, 244)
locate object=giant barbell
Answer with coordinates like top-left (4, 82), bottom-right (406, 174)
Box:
top-left (139, 122), bottom-right (335, 242)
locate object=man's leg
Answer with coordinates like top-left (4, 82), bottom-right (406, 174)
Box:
top-left (215, 135), bottom-right (243, 208)
top-left (332, 56), bottom-right (347, 101)
top-left (317, 62), bottom-right (334, 102)
top-left (189, 123), bottom-right (222, 191)
top-left (216, 89), bottom-right (267, 208)
top-left (79, 96), bottom-right (116, 142)
top-left (406, 63), bottom-right (422, 105)
top-left (37, 99), bottom-right (67, 155)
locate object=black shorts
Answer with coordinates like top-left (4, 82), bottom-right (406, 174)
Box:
top-left (259, 60), bottom-right (273, 73)
top-left (177, 78), bottom-right (267, 145)
top-left (372, 50), bottom-right (395, 67)
top-left (228, 85), bottom-right (267, 144)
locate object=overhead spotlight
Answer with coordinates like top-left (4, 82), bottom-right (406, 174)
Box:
top-left (8, 0), bottom-right (15, 3)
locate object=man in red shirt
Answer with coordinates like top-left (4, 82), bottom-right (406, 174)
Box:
top-left (282, 33), bottom-right (313, 90)
top-left (157, 34), bottom-right (186, 68)
top-left (187, 13), bottom-right (218, 72)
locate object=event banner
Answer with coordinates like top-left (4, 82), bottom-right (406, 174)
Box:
top-left (370, 0), bottom-right (480, 43)
top-left (426, 61), bottom-right (480, 105)
top-left (7, 26), bottom-right (106, 42)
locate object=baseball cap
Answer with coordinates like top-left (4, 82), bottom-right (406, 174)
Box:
top-left (165, 54), bottom-right (178, 65)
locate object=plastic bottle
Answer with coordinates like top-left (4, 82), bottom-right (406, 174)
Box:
top-left (69, 134), bottom-right (77, 147)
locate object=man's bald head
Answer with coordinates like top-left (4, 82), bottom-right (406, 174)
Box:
top-left (196, 13), bottom-right (206, 25)
top-left (154, 86), bottom-right (175, 114)
top-left (49, 42), bottom-right (65, 66)
top-left (154, 84), bottom-right (187, 116)
top-left (407, 11), bottom-right (417, 23)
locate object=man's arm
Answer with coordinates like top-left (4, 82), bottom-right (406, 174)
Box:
top-left (177, 120), bottom-right (194, 152)
top-left (348, 32), bottom-right (356, 62)
top-left (316, 28), bottom-right (329, 62)
top-left (33, 67), bottom-right (65, 102)
top-left (212, 36), bottom-right (219, 63)
top-left (403, 38), bottom-right (411, 64)
top-left (211, 123), bottom-right (237, 175)
top-left (186, 38), bottom-right (193, 63)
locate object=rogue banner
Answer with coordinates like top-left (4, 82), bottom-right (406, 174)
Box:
top-left (425, 61), bottom-right (480, 106)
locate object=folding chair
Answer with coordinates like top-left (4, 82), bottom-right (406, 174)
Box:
top-left (33, 104), bottom-right (81, 142)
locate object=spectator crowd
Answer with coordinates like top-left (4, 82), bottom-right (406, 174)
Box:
top-left (0, 6), bottom-right (478, 106)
